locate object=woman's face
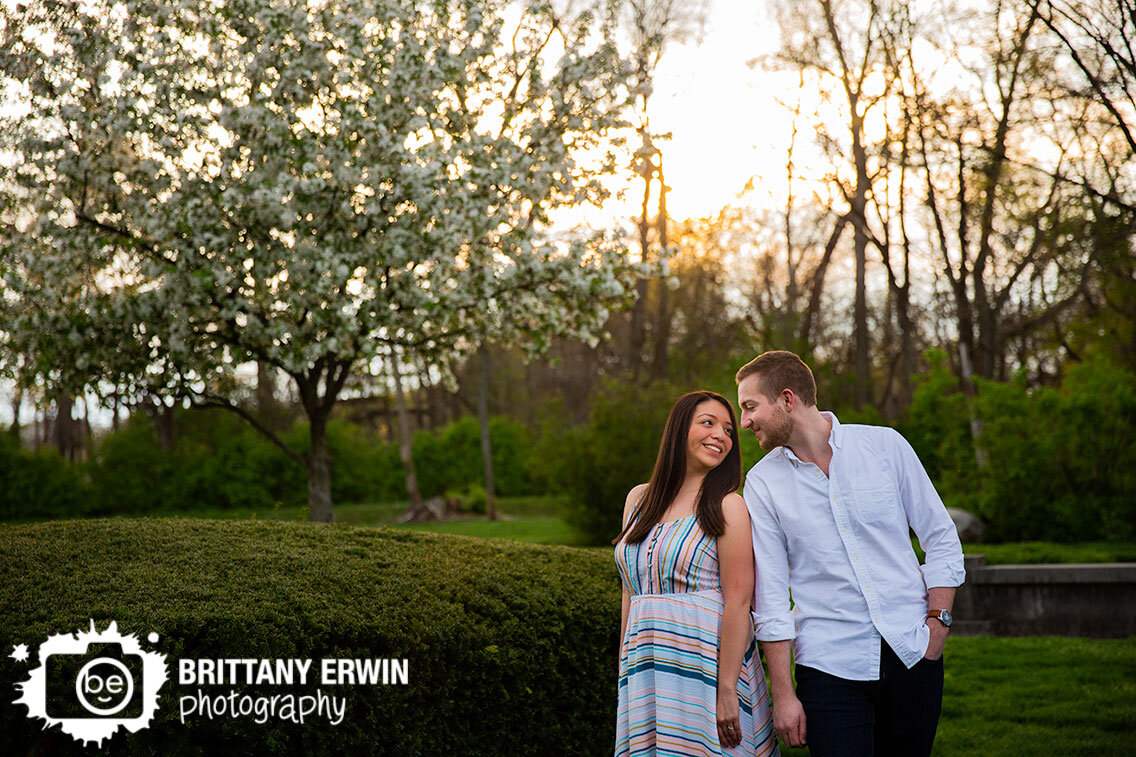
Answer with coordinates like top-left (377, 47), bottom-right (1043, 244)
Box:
top-left (686, 399), bottom-right (734, 472)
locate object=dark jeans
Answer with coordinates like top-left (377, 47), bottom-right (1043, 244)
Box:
top-left (794, 641), bottom-right (944, 757)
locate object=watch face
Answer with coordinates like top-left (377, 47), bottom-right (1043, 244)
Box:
top-left (939, 610), bottom-right (953, 627)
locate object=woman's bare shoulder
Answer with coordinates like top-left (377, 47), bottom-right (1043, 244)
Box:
top-left (721, 492), bottom-right (749, 523)
top-left (623, 483), bottom-right (649, 521)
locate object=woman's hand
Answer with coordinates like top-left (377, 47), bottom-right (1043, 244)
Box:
top-left (717, 686), bottom-right (742, 748)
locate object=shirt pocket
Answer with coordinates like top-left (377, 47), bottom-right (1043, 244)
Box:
top-left (850, 473), bottom-right (896, 523)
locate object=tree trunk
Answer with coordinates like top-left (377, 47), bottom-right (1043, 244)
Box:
top-left (391, 353), bottom-right (425, 518)
top-left (256, 360), bottom-right (281, 429)
top-left (800, 215), bottom-right (848, 344)
top-left (629, 132), bottom-right (655, 379)
top-left (895, 284), bottom-right (915, 406)
top-left (9, 387), bottom-right (21, 439)
top-left (53, 394), bottom-right (82, 462)
top-left (958, 342), bottom-right (988, 469)
top-left (477, 344), bottom-right (497, 521)
top-left (651, 157), bottom-right (671, 380)
top-left (153, 401), bottom-right (176, 451)
top-left (819, 0), bottom-right (873, 407)
top-left (82, 396), bottom-right (93, 462)
top-left (417, 356), bottom-right (436, 429)
top-left (851, 106), bottom-right (873, 409)
top-left (306, 410), bottom-right (335, 522)
top-left (892, 117), bottom-right (916, 410)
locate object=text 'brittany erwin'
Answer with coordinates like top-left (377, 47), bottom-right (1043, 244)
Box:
top-left (178, 658), bottom-right (409, 686)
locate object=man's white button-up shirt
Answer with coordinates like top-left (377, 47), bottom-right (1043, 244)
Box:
top-left (744, 412), bottom-right (965, 681)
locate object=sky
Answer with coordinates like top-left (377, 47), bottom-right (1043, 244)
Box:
top-left (591, 0), bottom-right (799, 226)
top-left (1, 0), bottom-right (802, 428)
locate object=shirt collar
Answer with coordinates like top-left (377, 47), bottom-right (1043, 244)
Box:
top-left (782, 410), bottom-right (842, 465)
top-left (822, 411), bottom-right (843, 449)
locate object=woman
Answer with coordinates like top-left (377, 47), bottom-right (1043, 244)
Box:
top-left (614, 391), bottom-right (778, 756)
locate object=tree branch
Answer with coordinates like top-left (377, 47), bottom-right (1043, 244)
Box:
top-left (191, 393), bottom-right (305, 467)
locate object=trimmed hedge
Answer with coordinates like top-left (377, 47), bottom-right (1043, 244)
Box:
top-left (0, 519), bottom-right (621, 755)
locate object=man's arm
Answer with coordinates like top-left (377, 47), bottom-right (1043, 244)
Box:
top-left (890, 430), bottom-right (964, 659)
top-left (762, 640), bottom-right (807, 748)
top-left (924, 586), bottom-right (955, 660)
top-left (891, 430), bottom-right (966, 591)
top-left (743, 474), bottom-right (796, 641)
top-left (743, 474), bottom-right (804, 748)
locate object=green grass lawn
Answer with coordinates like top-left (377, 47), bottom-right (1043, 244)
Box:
top-left (969, 541), bottom-right (1136, 565)
top-left (17, 495), bottom-right (1136, 561)
top-left (778, 636), bottom-right (1136, 756)
top-left (142, 495), bottom-right (593, 544)
top-left (146, 494), bottom-right (567, 523)
top-left (388, 515), bottom-right (590, 545)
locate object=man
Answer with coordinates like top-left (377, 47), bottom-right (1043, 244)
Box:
top-left (736, 350), bottom-right (964, 756)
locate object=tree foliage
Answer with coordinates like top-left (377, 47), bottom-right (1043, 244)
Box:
top-left (0, 0), bottom-right (641, 519)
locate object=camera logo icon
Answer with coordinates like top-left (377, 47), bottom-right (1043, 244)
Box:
top-left (13, 621), bottom-right (168, 746)
top-left (76, 657), bottom-right (134, 715)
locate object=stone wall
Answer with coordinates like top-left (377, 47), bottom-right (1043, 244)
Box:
top-left (953, 555), bottom-right (1136, 637)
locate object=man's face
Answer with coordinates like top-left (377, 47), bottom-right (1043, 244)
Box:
top-left (737, 374), bottom-right (793, 451)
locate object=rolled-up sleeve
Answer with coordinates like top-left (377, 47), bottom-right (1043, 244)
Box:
top-left (744, 473), bottom-right (796, 641)
top-left (891, 430), bottom-right (966, 588)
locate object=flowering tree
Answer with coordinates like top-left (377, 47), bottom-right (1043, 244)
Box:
top-left (0, 0), bottom-right (638, 521)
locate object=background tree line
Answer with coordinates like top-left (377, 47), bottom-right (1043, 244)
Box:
top-left (1, 0), bottom-right (1132, 543)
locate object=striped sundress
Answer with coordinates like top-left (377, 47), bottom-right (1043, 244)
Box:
top-left (615, 514), bottom-right (779, 757)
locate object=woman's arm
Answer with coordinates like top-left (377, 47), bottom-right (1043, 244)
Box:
top-left (715, 492), bottom-right (756, 748)
top-left (620, 587), bottom-right (631, 650)
top-left (617, 484), bottom-right (648, 659)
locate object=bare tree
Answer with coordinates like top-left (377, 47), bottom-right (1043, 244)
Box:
top-left (620, 0), bottom-right (707, 379)
top-left (769, 0), bottom-right (895, 405)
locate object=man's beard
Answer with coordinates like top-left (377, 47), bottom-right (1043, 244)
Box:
top-left (759, 408), bottom-right (794, 450)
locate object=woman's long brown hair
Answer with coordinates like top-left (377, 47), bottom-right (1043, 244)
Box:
top-left (614, 391), bottom-right (742, 544)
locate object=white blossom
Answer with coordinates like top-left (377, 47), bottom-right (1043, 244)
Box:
top-left (1, 0), bottom-right (643, 405)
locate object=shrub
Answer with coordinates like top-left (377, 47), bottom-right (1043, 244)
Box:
top-left (411, 417), bottom-right (537, 499)
top-left (0, 519), bottom-right (622, 755)
top-left (902, 349), bottom-right (981, 511)
top-left (905, 351), bottom-right (1136, 542)
top-left (973, 355), bottom-right (1136, 542)
top-left (91, 411), bottom-right (306, 515)
top-left (546, 380), bottom-right (681, 545)
top-left (0, 436), bottom-right (93, 520)
top-left (88, 411), bottom-right (407, 517)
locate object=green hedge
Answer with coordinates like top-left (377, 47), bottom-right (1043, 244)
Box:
top-left (905, 351), bottom-right (1136, 542)
top-left (0, 434), bottom-right (93, 520)
top-left (543, 380), bottom-right (678, 545)
top-left (0, 519), bottom-right (621, 755)
top-left (5, 410), bottom-right (544, 521)
top-left (411, 416), bottom-right (540, 499)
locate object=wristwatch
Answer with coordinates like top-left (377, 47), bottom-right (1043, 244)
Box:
top-left (927, 609), bottom-right (953, 628)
